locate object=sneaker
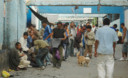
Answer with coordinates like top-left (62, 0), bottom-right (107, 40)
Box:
top-left (56, 65), bottom-right (61, 69)
top-left (53, 64), bottom-right (56, 68)
top-left (41, 66), bottom-right (46, 70)
top-left (28, 65), bottom-right (32, 68)
top-left (37, 66), bottom-right (45, 70)
top-left (56, 63), bottom-right (61, 69)
top-left (47, 62), bottom-right (51, 65)
top-left (119, 57), bottom-right (125, 61)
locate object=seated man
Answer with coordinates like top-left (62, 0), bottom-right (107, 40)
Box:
top-left (15, 42), bottom-right (31, 70)
top-left (19, 32), bottom-right (29, 53)
top-left (8, 49), bottom-right (20, 71)
top-left (32, 34), bottom-right (49, 70)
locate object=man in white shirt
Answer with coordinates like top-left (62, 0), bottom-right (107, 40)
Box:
top-left (69, 21), bottom-right (76, 56)
top-left (95, 18), bottom-right (118, 78)
top-left (19, 32), bottom-right (29, 52)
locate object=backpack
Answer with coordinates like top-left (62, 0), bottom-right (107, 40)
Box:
top-left (75, 31), bottom-right (82, 43)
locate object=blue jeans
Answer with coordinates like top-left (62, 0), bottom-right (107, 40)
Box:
top-left (36, 48), bottom-right (48, 67)
top-left (80, 47), bottom-right (84, 56)
top-left (69, 39), bottom-right (74, 56)
top-left (45, 41), bottom-right (51, 63)
top-left (64, 44), bottom-right (68, 59)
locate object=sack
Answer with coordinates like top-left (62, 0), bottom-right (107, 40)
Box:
top-left (55, 50), bottom-right (60, 60)
top-left (2, 70), bottom-right (10, 78)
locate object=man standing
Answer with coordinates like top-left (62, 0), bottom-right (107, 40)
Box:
top-left (119, 23), bottom-right (128, 60)
top-left (42, 21), bottom-right (52, 42)
top-left (78, 27), bottom-right (86, 56)
top-left (69, 21), bottom-right (76, 56)
top-left (95, 18), bottom-right (118, 78)
top-left (111, 24), bottom-right (117, 31)
top-left (52, 21), bottom-right (66, 68)
top-left (84, 25), bottom-right (95, 58)
top-left (42, 20), bottom-right (52, 65)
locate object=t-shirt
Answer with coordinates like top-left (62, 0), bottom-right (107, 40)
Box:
top-left (95, 26), bottom-right (118, 54)
top-left (34, 40), bottom-right (49, 49)
top-left (53, 28), bottom-right (65, 38)
top-left (27, 36), bottom-right (33, 48)
top-left (19, 37), bottom-right (29, 51)
top-left (43, 25), bottom-right (52, 41)
top-left (110, 27), bottom-right (116, 31)
top-left (117, 31), bottom-right (122, 37)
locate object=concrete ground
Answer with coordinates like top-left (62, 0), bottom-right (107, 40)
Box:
top-left (11, 44), bottom-right (128, 78)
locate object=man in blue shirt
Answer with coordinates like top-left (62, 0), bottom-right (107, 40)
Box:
top-left (110, 24), bottom-right (117, 31)
top-left (27, 31), bottom-right (33, 48)
top-left (95, 18), bottom-right (118, 78)
top-left (42, 20), bottom-right (52, 65)
top-left (42, 21), bottom-right (52, 42)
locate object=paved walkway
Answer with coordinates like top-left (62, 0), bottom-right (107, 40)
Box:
top-left (11, 44), bottom-right (128, 78)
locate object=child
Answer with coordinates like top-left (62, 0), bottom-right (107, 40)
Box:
top-left (15, 42), bottom-right (31, 70)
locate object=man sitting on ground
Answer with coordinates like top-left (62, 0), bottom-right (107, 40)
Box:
top-left (15, 42), bottom-right (31, 70)
top-left (19, 32), bottom-right (30, 53)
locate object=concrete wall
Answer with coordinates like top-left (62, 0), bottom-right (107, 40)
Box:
top-left (5, 0), bottom-right (26, 48)
top-left (0, 50), bottom-right (9, 72)
top-left (0, 0), bottom-right (4, 50)
top-left (0, 0), bottom-right (27, 72)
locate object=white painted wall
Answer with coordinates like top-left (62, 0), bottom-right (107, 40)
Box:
top-left (5, 0), bottom-right (26, 48)
top-left (41, 14), bottom-right (58, 23)
top-left (98, 17), bottom-right (103, 26)
top-left (0, 0), bottom-right (4, 50)
top-left (125, 9), bottom-right (128, 29)
top-left (31, 6), bottom-right (39, 29)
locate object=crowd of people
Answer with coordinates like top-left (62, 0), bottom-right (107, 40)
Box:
top-left (8, 18), bottom-right (128, 78)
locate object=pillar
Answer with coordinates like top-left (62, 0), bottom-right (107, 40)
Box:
top-left (5, 0), bottom-right (26, 48)
top-left (125, 9), bottom-right (128, 29)
top-left (0, 0), bottom-right (4, 50)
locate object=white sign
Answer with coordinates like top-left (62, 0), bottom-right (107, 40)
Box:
top-left (83, 8), bottom-right (92, 13)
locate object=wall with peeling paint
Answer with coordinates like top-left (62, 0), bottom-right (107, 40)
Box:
top-left (3, 0), bottom-right (27, 49)
top-left (0, 0), bottom-right (4, 50)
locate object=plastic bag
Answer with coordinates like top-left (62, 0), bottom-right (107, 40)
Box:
top-left (55, 50), bottom-right (60, 60)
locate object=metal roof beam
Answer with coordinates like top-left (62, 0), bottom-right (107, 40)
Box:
top-left (26, 0), bottom-right (128, 6)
